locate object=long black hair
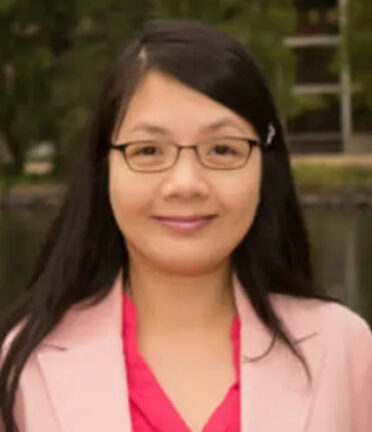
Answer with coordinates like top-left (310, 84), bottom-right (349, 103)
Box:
top-left (0, 19), bottom-right (336, 431)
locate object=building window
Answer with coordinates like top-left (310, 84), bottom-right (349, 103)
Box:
top-left (294, 0), bottom-right (339, 35)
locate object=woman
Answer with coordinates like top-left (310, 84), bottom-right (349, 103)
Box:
top-left (0, 19), bottom-right (371, 432)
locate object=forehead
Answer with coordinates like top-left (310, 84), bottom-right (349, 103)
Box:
top-left (114, 70), bottom-right (257, 140)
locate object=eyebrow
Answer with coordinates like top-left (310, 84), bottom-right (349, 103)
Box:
top-left (128, 118), bottom-right (248, 136)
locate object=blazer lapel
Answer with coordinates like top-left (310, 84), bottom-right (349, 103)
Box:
top-left (37, 271), bottom-right (132, 432)
top-left (233, 275), bottom-right (325, 432)
top-left (37, 335), bottom-right (131, 432)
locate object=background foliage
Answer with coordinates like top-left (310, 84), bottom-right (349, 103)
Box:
top-left (0, 0), bottom-right (370, 175)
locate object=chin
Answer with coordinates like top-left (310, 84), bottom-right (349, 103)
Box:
top-left (150, 254), bottom-right (221, 276)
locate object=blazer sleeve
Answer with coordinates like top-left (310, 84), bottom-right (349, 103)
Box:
top-left (346, 314), bottom-right (372, 432)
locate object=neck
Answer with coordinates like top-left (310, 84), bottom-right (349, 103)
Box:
top-left (126, 257), bottom-right (236, 334)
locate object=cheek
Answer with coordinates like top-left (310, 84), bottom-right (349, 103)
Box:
top-left (108, 156), bottom-right (151, 235)
top-left (218, 166), bottom-right (261, 244)
top-left (229, 181), bottom-right (260, 225)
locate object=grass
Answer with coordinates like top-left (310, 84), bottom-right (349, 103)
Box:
top-left (292, 163), bottom-right (372, 192)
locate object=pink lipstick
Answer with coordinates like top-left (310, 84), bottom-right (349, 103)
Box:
top-left (154, 215), bottom-right (215, 232)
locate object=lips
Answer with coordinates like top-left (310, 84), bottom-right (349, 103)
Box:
top-left (155, 215), bottom-right (215, 222)
top-left (153, 215), bottom-right (216, 232)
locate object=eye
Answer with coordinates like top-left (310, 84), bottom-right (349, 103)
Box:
top-left (201, 139), bottom-right (249, 168)
top-left (137, 146), bottom-right (158, 155)
top-left (211, 144), bottom-right (239, 155)
top-left (127, 142), bottom-right (164, 157)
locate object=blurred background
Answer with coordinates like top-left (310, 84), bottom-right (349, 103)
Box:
top-left (1, 0), bottom-right (372, 324)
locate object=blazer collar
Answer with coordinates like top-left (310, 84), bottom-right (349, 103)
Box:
top-left (42, 268), bottom-right (320, 356)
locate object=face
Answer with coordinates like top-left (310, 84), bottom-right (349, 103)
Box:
top-left (108, 70), bottom-right (262, 276)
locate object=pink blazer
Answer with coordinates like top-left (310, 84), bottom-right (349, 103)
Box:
top-left (2, 270), bottom-right (372, 432)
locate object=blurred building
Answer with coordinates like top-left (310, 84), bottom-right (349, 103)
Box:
top-left (285, 0), bottom-right (372, 153)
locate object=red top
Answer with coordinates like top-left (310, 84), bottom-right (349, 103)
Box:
top-left (122, 290), bottom-right (241, 432)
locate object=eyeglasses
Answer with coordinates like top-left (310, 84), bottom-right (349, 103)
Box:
top-left (110, 137), bottom-right (263, 173)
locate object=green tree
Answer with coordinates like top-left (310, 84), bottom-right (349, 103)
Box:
top-left (0, 0), bottom-right (76, 173)
top-left (0, 0), bottom-right (150, 175)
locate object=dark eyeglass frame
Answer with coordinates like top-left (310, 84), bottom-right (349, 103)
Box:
top-left (109, 136), bottom-right (264, 173)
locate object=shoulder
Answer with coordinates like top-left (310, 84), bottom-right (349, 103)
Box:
top-left (270, 293), bottom-right (372, 351)
top-left (318, 301), bottom-right (372, 343)
top-left (270, 296), bottom-right (372, 430)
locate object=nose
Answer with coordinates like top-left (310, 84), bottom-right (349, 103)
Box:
top-left (160, 147), bottom-right (210, 200)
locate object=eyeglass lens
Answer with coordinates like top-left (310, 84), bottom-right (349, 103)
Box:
top-left (124, 139), bottom-right (252, 171)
